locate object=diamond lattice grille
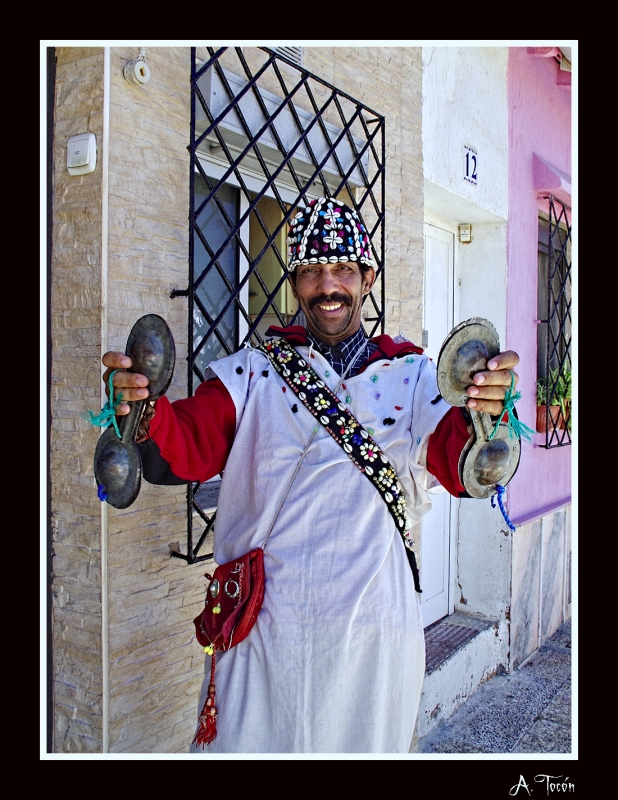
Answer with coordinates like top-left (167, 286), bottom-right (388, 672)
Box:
top-left (538, 196), bottom-right (572, 449)
top-left (172, 47), bottom-right (386, 563)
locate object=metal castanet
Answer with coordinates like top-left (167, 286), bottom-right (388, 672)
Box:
top-left (436, 317), bottom-right (521, 499)
top-left (94, 314), bottom-right (176, 509)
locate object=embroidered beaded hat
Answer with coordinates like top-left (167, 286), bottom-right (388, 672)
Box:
top-left (286, 197), bottom-right (375, 272)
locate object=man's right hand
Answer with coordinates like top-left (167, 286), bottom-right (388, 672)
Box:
top-left (102, 352), bottom-right (150, 416)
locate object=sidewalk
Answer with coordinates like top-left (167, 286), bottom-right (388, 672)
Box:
top-left (414, 619), bottom-right (572, 754)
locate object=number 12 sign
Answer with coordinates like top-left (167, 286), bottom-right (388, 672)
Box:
top-left (463, 145), bottom-right (478, 185)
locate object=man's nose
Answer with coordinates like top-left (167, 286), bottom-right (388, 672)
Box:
top-left (315, 267), bottom-right (340, 294)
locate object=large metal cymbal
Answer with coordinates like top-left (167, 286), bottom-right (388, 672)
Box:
top-left (437, 317), bottom-right (500, 407)
top-left (94, 314), bottom-right (175, 509)
top-left (436, 317), bottom-right (520, 499)
top-left (125, 314), bottom-right (176, 401)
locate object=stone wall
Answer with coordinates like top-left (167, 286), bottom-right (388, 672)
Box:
top-left (50, 45), bottom-right (202, 754)
top-left (303, 47), bottom-right (424, 343)
top-left (51, 46), bottom-right (106, 753)
top-left (50, 45), bottom-right (423, 753)
top-left (104, 46), bottom-right (204, 754)
top-left (510, 506), bottom-right (571, 669)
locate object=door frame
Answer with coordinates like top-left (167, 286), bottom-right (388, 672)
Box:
top-left (421, 216), bottom-right (460, 626)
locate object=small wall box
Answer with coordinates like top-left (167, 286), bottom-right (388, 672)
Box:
top-left (67, 133), bottom-right (97, 176)
top-left (459, 223), bottom-right (472, 243)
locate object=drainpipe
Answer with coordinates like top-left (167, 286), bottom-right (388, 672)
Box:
top-left (101, 45), bottom-right (111, 754)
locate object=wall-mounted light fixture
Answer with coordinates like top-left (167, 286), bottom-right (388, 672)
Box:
top-left (124, 48), bottom-right (150, 86)
top-left (459, 223), bottom-right (472, 244)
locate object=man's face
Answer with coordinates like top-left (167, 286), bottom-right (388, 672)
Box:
top-left (290, 262), bottom-right (376, 346)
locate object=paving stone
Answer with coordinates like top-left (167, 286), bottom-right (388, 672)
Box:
top-left (512, 717), bottom-right (572, 754)
top-left (541, 621), bottom-right (572, 652)
top-left (541, 681), bottom-right (571, 726)
top-left (415, 620), bottom-right (572, 754)
top-left (520, 648), bottom-right (571, 686)
top-left (425, 739), bottom-right (485, 754)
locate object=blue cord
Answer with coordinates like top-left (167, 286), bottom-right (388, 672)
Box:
top-left (492, 485), bottom-right (516, 532)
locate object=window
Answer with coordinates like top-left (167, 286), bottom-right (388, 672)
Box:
top-left (536, 196), bottom-right (571, 448)
top-left (171, 47), bottom-right (386, 563)
top-left (193, 176), bottom-right (243, 383)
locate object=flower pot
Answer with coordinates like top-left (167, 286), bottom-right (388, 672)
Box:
top-left (558, 401), bottom-right (571, 431)
top-left (536, 405), bottom-right (561, 433)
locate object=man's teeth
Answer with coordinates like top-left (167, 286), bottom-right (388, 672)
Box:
top-left (319, 303), bottom-right (342, 311)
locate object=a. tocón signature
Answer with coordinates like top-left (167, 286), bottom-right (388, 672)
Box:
top-left (510, 775), bottom-right (575, 796)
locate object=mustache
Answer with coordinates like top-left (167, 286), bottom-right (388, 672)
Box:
top-left (309, 293), bottom-right (352, 310)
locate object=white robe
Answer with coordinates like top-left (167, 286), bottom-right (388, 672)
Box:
top-left (190, 342), bottom-right (450, 753)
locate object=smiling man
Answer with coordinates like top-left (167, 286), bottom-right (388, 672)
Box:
top-left (101, 196), bottom-right (520, 753)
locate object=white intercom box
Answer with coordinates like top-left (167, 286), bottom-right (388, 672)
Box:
top-left (67, 133), bottom-right (97, 176)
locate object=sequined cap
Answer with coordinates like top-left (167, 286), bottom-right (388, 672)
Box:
top-left (287, 197), bottom-right (375, 272)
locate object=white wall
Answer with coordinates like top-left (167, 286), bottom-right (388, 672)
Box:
top-left (422, 47), bottom-right (511, 646)
top-left (456, 497), bottom-right (513, 619)
top-left (423, 46), bottom-right (508, 221)
top-left (457, 222), bottom-right (508, 346)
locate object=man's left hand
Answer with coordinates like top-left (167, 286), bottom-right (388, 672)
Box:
top-left (465, 350), bottom-right (519, 416)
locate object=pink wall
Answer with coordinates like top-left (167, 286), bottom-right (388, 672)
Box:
top-left (506, 48), bottom-right (572, 524)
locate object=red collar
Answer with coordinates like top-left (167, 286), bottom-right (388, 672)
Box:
top-left (264, 325), bottom-right (308, 345)
top-left (264, 325), bottom-right (424, 371)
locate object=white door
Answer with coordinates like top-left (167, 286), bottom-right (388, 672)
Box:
top-left (420, 224), bottom-right (455, 627)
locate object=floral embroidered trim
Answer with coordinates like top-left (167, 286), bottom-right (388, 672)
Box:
top-left (257, 338), bottom-right (412, 542)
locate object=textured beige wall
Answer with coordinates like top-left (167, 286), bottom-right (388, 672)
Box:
top-left (50, 45), bottom-right (423, 753)
top-left (50, 45), bottom-right (204, 754)
top-left (303, 47), bottom-right (424, 344)
top-left (104, 46), bottom-right (206, 754)
top-left (51, 46), bottom-right (105, 753)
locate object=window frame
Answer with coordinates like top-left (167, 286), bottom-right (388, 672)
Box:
top-left (536, 195), bottom-right (571, 449)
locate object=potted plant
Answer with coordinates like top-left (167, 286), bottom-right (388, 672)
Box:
top-left (536, 371), bottom-right (561, 433)
top-left (536, 367), bottom-right (571, 433)
top-left (556, 367), bottom-right (571, 432)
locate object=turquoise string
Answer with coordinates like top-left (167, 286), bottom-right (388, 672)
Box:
top-left (492, 485), bottom-right (516, 532)
top-left (81, 369), bottom-right (123, 439)
top-left (487, 371), bottom-right (534, 443)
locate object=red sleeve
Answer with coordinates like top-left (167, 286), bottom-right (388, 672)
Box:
top-left (144, 377), bottom-right (237, 483)
top-left (426, 407), bottom-right (471, 497)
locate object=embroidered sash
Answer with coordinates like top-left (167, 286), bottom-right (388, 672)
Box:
top-left (257, 338), bottom-right (422, 592)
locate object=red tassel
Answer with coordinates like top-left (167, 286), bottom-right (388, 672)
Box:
top-left (192, 652), bottom-right (219, 747)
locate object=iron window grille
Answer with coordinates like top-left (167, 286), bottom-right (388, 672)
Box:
top-left (170, 46), bottom-right (386, 564)
top-left (536, 195), bottom-right (571, 449)
top-left (273, 47), bottom-right (302, 67)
